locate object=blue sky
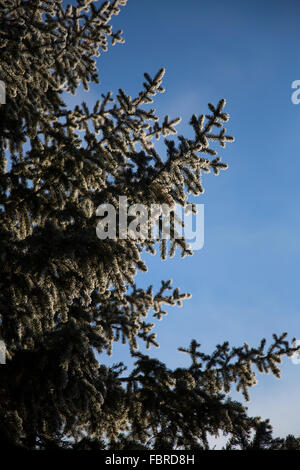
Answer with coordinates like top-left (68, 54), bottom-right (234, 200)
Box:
top-left (65, 0), bottom-right (300, 439)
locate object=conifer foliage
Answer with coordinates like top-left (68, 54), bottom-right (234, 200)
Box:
top-left (0, 0), bottom-right (298, 450)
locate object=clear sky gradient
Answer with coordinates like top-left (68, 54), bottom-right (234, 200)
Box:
top-left (65, 0), bottom-right (300, 439)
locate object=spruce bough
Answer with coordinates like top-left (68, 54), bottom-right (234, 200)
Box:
top-left (0, 0), bottom-right (299, 450)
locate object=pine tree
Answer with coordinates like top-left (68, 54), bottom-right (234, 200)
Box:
top-left (0, 0), bottom-right (299, 450)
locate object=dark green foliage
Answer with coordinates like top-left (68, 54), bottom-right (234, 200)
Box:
top-left (0, 0), bottom-right (298, 450)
